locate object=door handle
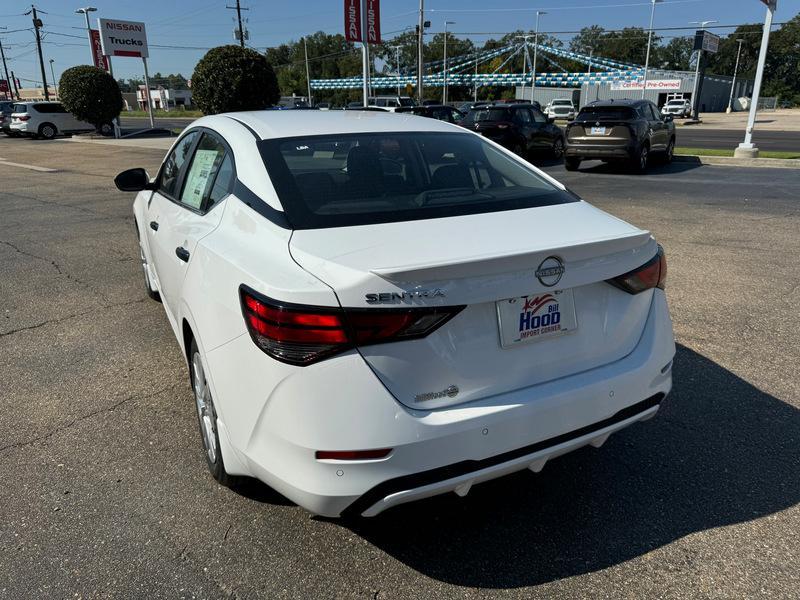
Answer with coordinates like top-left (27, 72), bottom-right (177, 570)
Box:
top-left (149, 221), bottom-right (159, 231)
top-left (175, 247), bottom-right (190, 262)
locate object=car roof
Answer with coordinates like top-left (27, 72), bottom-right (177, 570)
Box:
top-left (199, 110), bottom-right (461, 140)
top-left (584, 99), bottom-right (646, 108)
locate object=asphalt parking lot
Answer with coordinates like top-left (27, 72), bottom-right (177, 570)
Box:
top-left (1, 137), bottom-right (798, 599)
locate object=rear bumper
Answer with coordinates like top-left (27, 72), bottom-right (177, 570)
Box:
top-left (565, 143), bottom-right (637, 160)
top-left (206, 290), bottom-right (675, 518)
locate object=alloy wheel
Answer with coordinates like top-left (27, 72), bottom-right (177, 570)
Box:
top-left (192, 352), bottom-right (218, 465)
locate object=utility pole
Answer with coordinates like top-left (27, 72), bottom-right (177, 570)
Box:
top-left (531, 10), bottom-right (546, 104)
top-left (10, 70), bottom-right (20, 99)
top-left (726, 38), bottom-right (745, 113)
top-left (26, 5), bottom-right (50, 101)
top-left (641, 0), bottom-right (663, 99)
top-left (227, 0), bottom-right (248, 48)
top-left (473, 53), bottom-right (478, 102)
top-left (735, 0), bottom-right (777, 158)
top-left (49, 58), bottom-right (57, 98)
top-left (0, 38), bottom-right (13, 101)
top-left (417, 0), bottom-right (424, 104)
top-left (303, 37), bottom-right (312, 106)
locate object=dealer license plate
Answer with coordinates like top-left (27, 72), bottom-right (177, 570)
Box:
top-left (496, 289), bottom-right (578, 348)
top-left (590, 126), bottom-right (607, 135)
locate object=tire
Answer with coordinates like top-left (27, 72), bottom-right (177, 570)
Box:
top-left (663, 138), bottom-right (675, 164)
top-left (564, 157), bottom-right (581, 171)
top-left (512, 143), bottom-right (526, 159)
top-left (551, 136), bottom-right (565, 159)
top-left (135, 224), bottom-right (161, 302)
top-left (38, 122), bottom-right (57, 140)
top-left (190, 339), bottom-right (234, 487)
top-left (630, 144), bottom-right (649, 173)
top-left (99, 122), bottom-right (114, 137)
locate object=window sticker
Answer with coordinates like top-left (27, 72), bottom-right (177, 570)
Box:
top-left (182, 149), bottom-right (221, 209)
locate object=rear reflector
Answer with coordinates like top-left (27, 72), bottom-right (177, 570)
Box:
top-left (315, 448), bottom-right (392, 461)
top-left (240, 285), bottom-right (465, 366)
top-left (607, 245), bottom-right (667, 294)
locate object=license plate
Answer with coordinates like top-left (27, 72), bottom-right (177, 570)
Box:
top-left (496, 289), bottom-right (578, 348)
top-left (590, 126), bottom-right (607, 135)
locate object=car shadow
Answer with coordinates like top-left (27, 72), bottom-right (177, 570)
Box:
top-left (569, 159), bottom-right (705, 175)
top-left (339, 344), bottom-right (800, 588)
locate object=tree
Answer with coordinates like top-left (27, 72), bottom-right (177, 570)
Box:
top-left (655, 36), bottom-right (693, 71)
top-left (58, 65), bottom-right (123, 132)
top-left (191, 45), bottom-right (279, 114)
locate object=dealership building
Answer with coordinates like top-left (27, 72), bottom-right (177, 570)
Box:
top-left (518, 70), bottom-right (756, 112)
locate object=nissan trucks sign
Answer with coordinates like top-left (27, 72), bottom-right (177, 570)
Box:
top-left (98, 18), bottom-right (149, 58)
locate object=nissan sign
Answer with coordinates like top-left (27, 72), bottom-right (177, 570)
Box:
top-left (98, 18), bottom-right (149, 58)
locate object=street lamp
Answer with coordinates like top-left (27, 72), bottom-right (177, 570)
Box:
top-left (726, 38), bottom-right (745, 113)
top-left (641, 0), bottom-right (664, 99)
top-left (688, 20), bottom-right (718, 120)
top-left (443, 20), bottom-right (455, 105)
top-left (391, 45), bottom-right (402, 96)
top-left (75, 7), bottom-right (97, 65)
top-left (531, 11), bottom-right (546, 103)
top-left (48, 59), bottom-right (57, 98)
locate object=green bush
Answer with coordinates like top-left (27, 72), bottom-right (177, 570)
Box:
top-left (191, 45), bottom-right (280, 115)
top-left (59, 65), bottom-right (123, 130)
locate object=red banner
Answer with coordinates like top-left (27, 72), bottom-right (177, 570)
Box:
top-left (0, 80), bottom-right (8, 93)
top-left (90, 29), bottom-right (109, 71)
top-left (344, 0), bottom-right (361, 42)
top-left (366, 0), bottom-right (381, 44)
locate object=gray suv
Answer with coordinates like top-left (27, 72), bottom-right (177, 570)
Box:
top-left (564, 99), bottom-right (676, 172)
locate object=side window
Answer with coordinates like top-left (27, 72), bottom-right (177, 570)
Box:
top-left (179, 133), bottom-right (231, 211)
top-left (158, 131), bottom-right (199, 199)
top-left (207, 154), bottom-right (235, 209)
top-left (53, 104), bottom-right (68, 113)
top-left (387, 99), bottom-right (399, 107)
top-left (531, 109), bottom-right (547, 124)
top-left (650, 103), bottom-right (663, 121)
top-left (512, 109), bottom-right (531, 125)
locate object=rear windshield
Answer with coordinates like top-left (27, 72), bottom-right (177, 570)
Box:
top-left (552, 100), bottom-right (572, 105)
top-left (258, 132), bottom-right (576, 229)
top-left (575, 106), bottom-right (635, 121)
top-left (398, 98), bottom-right (415, 107)
top-left (13, 104), bottom-right (29, 113)
top-left (465, 108), bottom-right (510, 124)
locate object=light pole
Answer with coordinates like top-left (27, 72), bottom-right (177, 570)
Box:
top-left (688, 20), bottom-right (718, 120)
top-left (641, 0), bottom-right (663, 99)
top-left (735, 0), bottom-right (777, 158)
top-left (302, 37), bottom-right (312, 106)
top-left (517, 34), bottom-right (532, 101)
top-left (75, 7), bottom-right (97, 65)
top-left (726, 38), bottom-right (745, 113)
top-left (48, 58), bottom-right (57, 98)
top-left (391, 45), bottom-right (402, 96)
top-left (417, 0), bottom-right (424, 104)
top-left (531, 11), bottom-right (546, 103)
top-left (442, 20), bottom-right (455, 105)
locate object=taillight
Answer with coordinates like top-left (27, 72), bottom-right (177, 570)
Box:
top-left (240, 285), bottom-right (465, 366)
top-left (607, 245), bottom-right (667, 294)
top-left (16, 115), bottom-right (30, 121)
top-left (315, 448), bottom-right (392, 461)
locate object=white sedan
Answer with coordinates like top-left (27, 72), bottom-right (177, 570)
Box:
top-left (115, 110), bottom-right (675, 517)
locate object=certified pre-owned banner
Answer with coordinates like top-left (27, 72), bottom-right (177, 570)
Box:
top-left (344, 0), bottom-right (361, 42)
top-left (611, 79), bottom-right (682, 91)
top-left (366, 0), bottom-right (381, 44)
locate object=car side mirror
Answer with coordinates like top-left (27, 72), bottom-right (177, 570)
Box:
top-left (114, 168), bottom-right (153, 192)
top-left (663, 115), bottom-right (673, 123)
top-left (548, 116), bottom-right (556, 124)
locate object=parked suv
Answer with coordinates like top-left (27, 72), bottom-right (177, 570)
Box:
top-left (661, 98), bottom-right (692, 118)
top-left (564, 99), bottom-right (675, 172)
top-left (545, 98), bottom-right (576, 120)
top-left (460, 103), bottom-right (565, 159)
top-left (1, 100), bottom-right (17, 136)
top-left (367, 96), bottom-right (416, 111)
top-left (9, 101), bottom-right (108, 139)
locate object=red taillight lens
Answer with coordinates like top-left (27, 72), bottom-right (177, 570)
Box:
top-left (16, 115), bottom-right (30, 121)
top-left (240, 285), bottom-right (465, 366)
top-left (608, 245), bottom-right (667, 294)
top-left (315, 448), bottom-right (392, 461)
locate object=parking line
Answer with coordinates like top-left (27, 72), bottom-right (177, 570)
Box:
top-left (0, 159), bottom-right (58, 173)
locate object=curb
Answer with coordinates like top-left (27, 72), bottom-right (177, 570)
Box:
top-left (674, 154), bottom-right (799, 169)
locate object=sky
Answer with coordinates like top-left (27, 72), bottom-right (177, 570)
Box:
top-left (1, 0), bottom-right (798, 86)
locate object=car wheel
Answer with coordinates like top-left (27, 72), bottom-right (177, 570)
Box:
top-left (99, 122), bottom-right (114, 136)
top-left (38, 123), bottom-right (57, 140)
top-left (551, 137), bottom-right (565, 159)
top-left (190, 339), bottom-right (234, 487)
top-left (564, 157), bottom-right (581, 171)
top-left (663, 139), bottom-right (675, 164)
top-left (631, 144), bottom-right (649, 173)
top-left (512, 143), bottom-right (526, 158)
top-left (138, 240), bottom-right (161, 302)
